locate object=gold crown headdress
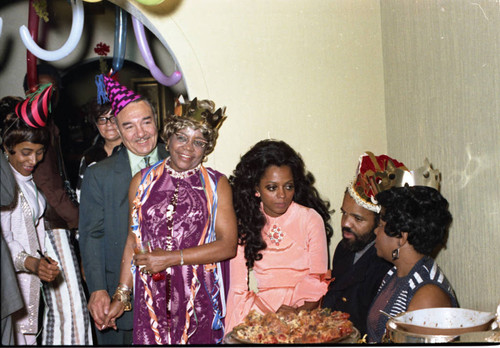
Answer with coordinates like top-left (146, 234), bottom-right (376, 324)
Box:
top-left (173, 95), bottom-right (226, 130)
top-left (348, 152), bottom-right (441, 213)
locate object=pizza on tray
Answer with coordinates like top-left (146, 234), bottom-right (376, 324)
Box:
top-left (231, 308), bottom-right (354, 344)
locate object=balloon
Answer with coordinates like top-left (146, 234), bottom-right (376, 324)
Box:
top-left (112, 6), bottom-right (127, 73)
top-left (135, 0), bottom-right (165, 5)
top-left (26, 0), bottom-right (39, 92)
top-left (131, 15), bottom-right (182, 87)
top-left (19, 0), bottom-right (84, 62)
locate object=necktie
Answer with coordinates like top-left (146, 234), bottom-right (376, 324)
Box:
top-left (144, 156), bottom-right (151, 168)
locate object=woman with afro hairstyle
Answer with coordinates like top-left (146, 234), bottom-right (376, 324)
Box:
top-left (225, 139), bottom-right (334, 333)
top-left (366, 185), bottom-right (458, 342)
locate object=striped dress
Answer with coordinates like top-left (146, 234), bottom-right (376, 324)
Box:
top-left (41, 227), bottom-right (93, 345)
top-left (366, 256), bottom-right (458, 342)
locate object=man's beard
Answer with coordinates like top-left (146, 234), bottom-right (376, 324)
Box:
top-left (340, 226), bottom-right (376, 252)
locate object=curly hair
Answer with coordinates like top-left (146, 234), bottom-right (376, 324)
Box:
top-left (1, 96), bottom-right (50, 153)
top-left (229, 139), bottom-right (334, 269)
top-left (375, 186), bottom-right (452, 256)
top-left (161, 115), bottom-right (219, 157)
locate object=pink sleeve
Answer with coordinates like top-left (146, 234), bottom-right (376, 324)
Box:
top-left (292, 210), bottom-right (329, 304)
top-left (306, 210), bottom-right (328, 274)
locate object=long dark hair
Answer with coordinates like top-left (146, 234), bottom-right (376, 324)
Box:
top-left (229, 139), bottom-right (334, 268)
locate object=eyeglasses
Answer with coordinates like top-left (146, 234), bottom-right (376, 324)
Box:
top-left (173, 133), bottom-right (208, 149)
top-left (96, 116), bottom-right (116, 125)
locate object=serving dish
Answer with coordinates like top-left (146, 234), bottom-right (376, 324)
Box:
top-left (385, 307), bottom-right (497, 343)
top-left (225, 326), bottom-right (360, 344)
top-left (390, 307), bottom-right (496, 335)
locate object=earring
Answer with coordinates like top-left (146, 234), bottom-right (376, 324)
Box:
top-left (391, 248), bottom-right (400, 261)
top-left (255, 192), bottom-right (260, 198)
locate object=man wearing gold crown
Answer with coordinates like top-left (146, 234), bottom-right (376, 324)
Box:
top-left (79, 76), bottom-right (168, 345)
top-left (321, 152), bottom-right (410, 336)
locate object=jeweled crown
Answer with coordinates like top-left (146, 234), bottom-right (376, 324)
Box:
top-left (348, 152), bottom-right (442, 213)
top-left (174, 96), bottom-right (226, 130)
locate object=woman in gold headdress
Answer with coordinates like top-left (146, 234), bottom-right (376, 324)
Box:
top-left (103, 97), bottom-right (237, 345)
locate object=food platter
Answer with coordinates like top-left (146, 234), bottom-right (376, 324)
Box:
top-left (224, 308), bottom-right (359, 344)
top-left (225, 326), bottom-right (360, 344)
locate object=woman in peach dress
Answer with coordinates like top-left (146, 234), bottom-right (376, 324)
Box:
top-left (226, 140), bottom-right (334, 333)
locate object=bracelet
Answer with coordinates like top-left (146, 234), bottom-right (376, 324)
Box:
top-left (14, 251), bottom-right (30, 272)
top-left (117, 283), bottom-right (132, 293)
top-left (113, 287), bottom-right (132, 311)
top-left (180, 249), bottom-right (184, 266)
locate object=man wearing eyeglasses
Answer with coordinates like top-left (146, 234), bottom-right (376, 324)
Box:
top-left (79, 81), bottom-right (168, 345)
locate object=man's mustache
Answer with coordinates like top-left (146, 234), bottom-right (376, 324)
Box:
top-left (342, 227), bottom-right (353, 235)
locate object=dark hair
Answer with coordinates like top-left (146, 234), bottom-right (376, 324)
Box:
top-left (84, 97), bottom-right (112, 128)
top-left (23, 63), bottom-right (63, 92)
top-left (375, 186), bottom-right (452, 255)
top-left (1, 96), bottom-right (50, 153)
top-left (229, 139), bottom-right (334, 268)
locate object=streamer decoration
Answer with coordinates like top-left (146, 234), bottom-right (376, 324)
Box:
top-left (112, 6), bottom-right (127, 73)
top-left (131, 15), bottom-right (182, 87)
top-left (26, 0), bottom-right (39, 92)
top-left (19, 0), bottom-right (85, 61)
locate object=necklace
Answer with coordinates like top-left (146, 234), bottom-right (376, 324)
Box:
top-left (166, 158), bottom-right (200, 179)
top-left (268, 221), bottom-right (285, 246)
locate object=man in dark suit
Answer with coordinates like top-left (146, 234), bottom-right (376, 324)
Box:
top-left (79, 78), bottom-right (168, 345)
top-left (322, 152), bottom-right (409, 336)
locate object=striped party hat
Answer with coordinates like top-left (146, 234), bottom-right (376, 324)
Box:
top-left (15, 83), bottom-right (53, 128)
top-left (103, 75), bottom-right (142, 116)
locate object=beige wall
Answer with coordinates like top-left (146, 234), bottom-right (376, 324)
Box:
top-left (6, 0), bottom-right (497, 316)
top-left (381, 0), bottom-right (499, 312)
top-left (111, 0), bottom-right (388, 252)
top-left (1, 1), bottom-right (387, 257)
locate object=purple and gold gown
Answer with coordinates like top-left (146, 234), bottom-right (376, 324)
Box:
top-left (132, 159), bottom-right (229, 345)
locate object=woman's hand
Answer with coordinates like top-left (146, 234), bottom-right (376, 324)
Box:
top-left (134, 248), bottom-right (176, 273)
top-left (102, 300), bottom-right (125, 331)
top-left (25, 255), bottom-right (60, 282)
top-left (277, 304), bottom-right (298, 315)
top-left (277, 301), bottom-right (320, 315)
top-left (38, 256), bottom-right (60, 282)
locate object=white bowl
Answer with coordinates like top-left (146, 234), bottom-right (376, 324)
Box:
top-left (392, 307), bottom-right (496, 335)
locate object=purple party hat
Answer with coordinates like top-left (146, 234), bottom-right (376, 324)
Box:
top-left (102, 75), bottom-right (142, 116)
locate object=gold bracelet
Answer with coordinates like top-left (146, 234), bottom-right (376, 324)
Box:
top-left (117, 283), bottom-right (132, 293)
top-left (113, 288), bottom-right (132, 311)
top-left (180, 249), bottom-right (184, 266)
